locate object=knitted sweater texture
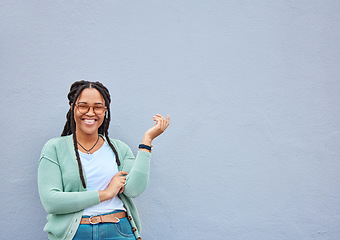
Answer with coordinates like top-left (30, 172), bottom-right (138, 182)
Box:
top-left (38, 135), bottom-right (151, 240)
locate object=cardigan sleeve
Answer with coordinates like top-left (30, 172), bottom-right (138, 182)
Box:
top-left (116, 140), bottom-right (151, 198)
top-left (38, 156), bottom-right (100, 215)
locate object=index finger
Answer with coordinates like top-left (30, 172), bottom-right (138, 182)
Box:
top-left (118, 171), bottom-right (129, 176)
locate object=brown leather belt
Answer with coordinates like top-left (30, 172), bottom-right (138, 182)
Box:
top-left (80, 211), bottom-right (127, 224)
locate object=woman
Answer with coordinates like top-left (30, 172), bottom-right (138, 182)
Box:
top-left (38, 80), bottom-right (169, 240)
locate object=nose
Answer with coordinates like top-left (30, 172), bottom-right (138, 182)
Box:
top-left (86, 107), bottom-right (96, 115)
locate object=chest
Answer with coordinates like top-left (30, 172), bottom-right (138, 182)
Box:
top-left (79, 144), bottom-right (118, 190)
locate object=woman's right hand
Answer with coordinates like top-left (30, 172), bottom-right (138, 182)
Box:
top-left (99, 171), bottom-right (129, 202)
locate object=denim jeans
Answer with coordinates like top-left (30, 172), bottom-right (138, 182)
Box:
top-left (72, 211), bottom-right (136, 240)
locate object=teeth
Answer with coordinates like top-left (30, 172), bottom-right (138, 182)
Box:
top-left (84, 119), bottom-right (95, 124)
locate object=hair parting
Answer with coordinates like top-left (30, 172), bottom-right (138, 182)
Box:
top-left (61, 80), bottom-right (120, 188)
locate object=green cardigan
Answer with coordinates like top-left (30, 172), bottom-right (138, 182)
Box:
top-left (38, 135), bottom-right (151, 240)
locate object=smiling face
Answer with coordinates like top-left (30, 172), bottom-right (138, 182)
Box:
top-left (73, 88), bottom-right (106, 137)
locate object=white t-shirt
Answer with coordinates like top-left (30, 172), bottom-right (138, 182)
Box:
top-left (79, 142), bottom-right (125, 216)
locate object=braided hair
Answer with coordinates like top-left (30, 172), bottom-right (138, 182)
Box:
top-left (61, 80), bottom-right (120, 188)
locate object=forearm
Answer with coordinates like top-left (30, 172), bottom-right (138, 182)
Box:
top-left (38, 158), bottom-right (100, 215)
top-left (123, 150), bottom-right (151, 197)
top-left (40, 189), bottom-right (100, 214)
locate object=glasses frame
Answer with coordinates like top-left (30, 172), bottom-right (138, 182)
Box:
top-left (75, 103), bottom-right (107, 115)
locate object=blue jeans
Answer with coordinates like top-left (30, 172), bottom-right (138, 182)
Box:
top-left (73, 211), bottom-right (136, 240)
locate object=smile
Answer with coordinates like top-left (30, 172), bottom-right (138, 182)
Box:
top-left (82, 119), bottom-right (97, 125)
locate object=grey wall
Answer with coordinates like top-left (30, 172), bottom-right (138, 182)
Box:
top-left (1, 1), bottom-right (340, 239)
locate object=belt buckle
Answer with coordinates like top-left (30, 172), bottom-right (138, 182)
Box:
top-left (89, 215), bottom-right (100, 225)
top-left (113, 217), bottom-right (120, 223)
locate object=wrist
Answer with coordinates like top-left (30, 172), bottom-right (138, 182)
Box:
top-left (139, 144), bottom-right (152, 152)
top-left (99, 189), bottom-right (117, 202)
top-left (99, 190), bottom-right (109, 202)
top-left (141, 135), bottom-right (152, 146)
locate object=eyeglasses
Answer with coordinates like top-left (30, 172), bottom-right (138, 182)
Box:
top-left (75, 103), bottom-right (107, 115)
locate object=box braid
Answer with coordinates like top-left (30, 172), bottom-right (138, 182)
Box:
top-left (61, 80), bottom-right (120, 188)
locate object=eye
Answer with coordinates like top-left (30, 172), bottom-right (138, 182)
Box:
top-left (78, 104), bottom-right (89, 109)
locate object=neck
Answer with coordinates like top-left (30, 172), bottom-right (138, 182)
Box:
top-left (75, 131), bottom-right (99, 145)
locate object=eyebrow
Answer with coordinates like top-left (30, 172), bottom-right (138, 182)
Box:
top-left (78, 102), bottom-right (105, 105)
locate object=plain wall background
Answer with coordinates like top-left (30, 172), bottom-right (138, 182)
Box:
top-left (1, 1), bottom-right (340, 239)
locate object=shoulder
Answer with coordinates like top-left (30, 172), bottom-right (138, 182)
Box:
top-left (109, 138), bottom-right (127, 147)
top-left (40, 135), bottom-right (73, 160)
top-left (42, 135), bottom-right (72, 150)
top-left (107, 138), bottom-right (133, 156)
top-left (108, 138), bottom-right (130, 151)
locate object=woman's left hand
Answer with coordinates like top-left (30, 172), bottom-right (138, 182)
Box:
top-left (142, 114), bottom-right (170, 145)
